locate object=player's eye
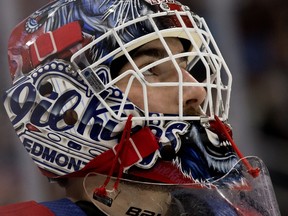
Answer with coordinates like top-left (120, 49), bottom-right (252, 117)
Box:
top-left (187, 59), bottom-right (209, 82)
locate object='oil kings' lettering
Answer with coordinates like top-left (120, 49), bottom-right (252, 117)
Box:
top-left (9, 82), bottom-right (36, 125)
top-left (4, 65), bottom-right (135, 143)
top-left (30, 89), bottom-right (82, 131)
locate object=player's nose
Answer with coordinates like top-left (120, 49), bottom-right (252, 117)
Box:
top-left (181, 68), bottom-right (206, 114)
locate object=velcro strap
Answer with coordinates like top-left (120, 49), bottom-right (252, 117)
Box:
top-left (113, 127), bottom-right (158, 170)
top-left (64, 127), bottom-right (159, 178)
top-left (30, 21), bottom-right (83, 66)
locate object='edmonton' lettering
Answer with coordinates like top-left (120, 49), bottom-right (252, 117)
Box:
top-left (23, 137), bottom-right (85, 173)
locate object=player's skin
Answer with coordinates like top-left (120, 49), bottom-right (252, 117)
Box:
top-left (116, 37), bottom-right (207, 116)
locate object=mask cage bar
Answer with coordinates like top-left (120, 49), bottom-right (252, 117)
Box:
top-left (70, 10), bottom-right (232, 122)
top-left (196, 14), bottom-right (232, 120)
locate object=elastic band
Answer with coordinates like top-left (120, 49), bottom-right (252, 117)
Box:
top-left (214, 115), bottom-right (260, 178)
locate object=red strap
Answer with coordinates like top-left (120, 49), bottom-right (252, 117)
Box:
top-left (29, 21), bottom-right (83, 67)
top-left (113, 126), bottom-right (158, 169)
top-left (0, 201), bottom-right (54, 216)
top-left (213, 115), bottom-right (260, 178)
top-left (65, 126), bottom-right (159, 178)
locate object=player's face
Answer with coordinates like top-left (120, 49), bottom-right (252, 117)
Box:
top-left (116, 37), bottom-right (206, 115)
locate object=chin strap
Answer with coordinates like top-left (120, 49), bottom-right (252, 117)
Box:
top-left (213, 115), bottom-right (260, 178)
top-left (93, 115), bottom-right (133, 205)
top-left (92, 114), bottom-right (159, 206)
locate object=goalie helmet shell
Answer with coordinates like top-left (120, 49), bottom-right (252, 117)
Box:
top-left (4, 0), bottom-right (235, 183)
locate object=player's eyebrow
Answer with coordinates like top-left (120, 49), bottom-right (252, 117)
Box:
top-left (132, 48), bottom-right (167, 59)
top-left (132, 47), bottom-right (188, 63)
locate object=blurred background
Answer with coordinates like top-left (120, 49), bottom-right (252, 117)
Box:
top-left (0, 0), bottom-right (287, 214)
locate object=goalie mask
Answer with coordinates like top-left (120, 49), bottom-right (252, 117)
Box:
top-left (3, 0), bottom-right (280, 215)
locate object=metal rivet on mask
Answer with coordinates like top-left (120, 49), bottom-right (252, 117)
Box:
top-left (63, 109), bottom-right (78, 126)
top-left (39, 82), bottom-right (53, 97)
top-left (160, 143), bottom-right (176, 161)
top-left (160, 3), bottom-right (170, 11)
top-left (200, 117), bottom-right (210, 128)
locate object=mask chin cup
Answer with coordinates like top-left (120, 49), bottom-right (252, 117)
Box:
top-left (83, 156), bottom-right (280, 216)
